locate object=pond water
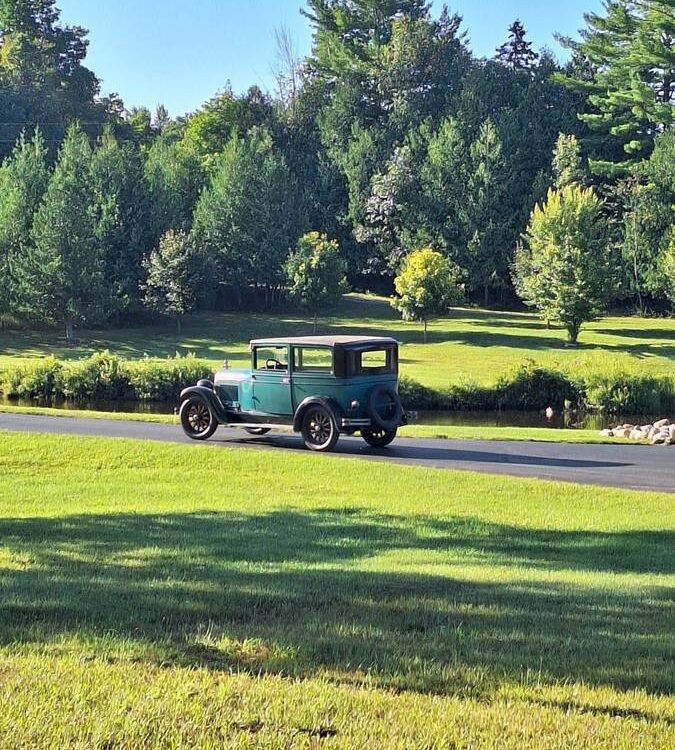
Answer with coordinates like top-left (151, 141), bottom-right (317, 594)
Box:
top-left (0, 397), bottom-right (663, 430)
top-left (415, 410), bottom-right (659, 431)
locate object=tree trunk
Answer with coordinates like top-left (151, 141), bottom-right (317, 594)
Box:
top-left (64, 318), bottom-right (75, 344)
top-left (313, 313), bottom-right (318, 334)
top-left (423, 319), bottom-right (428, 344)
top-left (483, 283), bottom-right (489, 308)
top-left (176, 315), bottom-right (182, 336)
top-left (567, 322), bottom-right (580, 346)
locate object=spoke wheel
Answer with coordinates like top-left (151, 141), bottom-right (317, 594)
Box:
top-left (301, 405), bottom-right (339, 452)
top-left (361, 426), bottom-right (397, 448)
top-left (180, 396), bottom-right (218, 440)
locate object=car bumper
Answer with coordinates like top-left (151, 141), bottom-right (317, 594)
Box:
top-left (341, 417), bottom-right (372, 428)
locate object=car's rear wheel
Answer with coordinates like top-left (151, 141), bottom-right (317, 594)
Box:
top-left (243, 427), bottom-right (271, 436)
top-left (180, 395), bottom-right (218, 440)
top-left (361, 426), bottom-right (397, 448)
top-left (301, 405), bottom-right (339, 452)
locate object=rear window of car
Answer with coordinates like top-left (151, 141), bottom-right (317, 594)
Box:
top-left (293, 346), bottom-right (333, 372)
top-left (355, 347), bottom-right (396, 375)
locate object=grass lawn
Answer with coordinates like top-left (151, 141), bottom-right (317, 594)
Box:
top-left (0, 432), bottom-right (672, 748)
top-left (1, 294), bottom-right (674, 388)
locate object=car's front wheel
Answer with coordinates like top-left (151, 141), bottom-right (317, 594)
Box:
top-left (180, 396), bottom-right (218, 440)
top-left (361, 426), bottom-right (397, 448)
top-left (301, 405), bottom-right (339, 452)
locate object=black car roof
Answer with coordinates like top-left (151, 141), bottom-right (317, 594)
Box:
top-left (249, 335), bottom-right (398, 347)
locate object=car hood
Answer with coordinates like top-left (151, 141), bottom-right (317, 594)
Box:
top-left (214, 368), bottom-right (251, 384)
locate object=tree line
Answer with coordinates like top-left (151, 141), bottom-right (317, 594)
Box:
top-left (0, 0), bottom-right (673, 341)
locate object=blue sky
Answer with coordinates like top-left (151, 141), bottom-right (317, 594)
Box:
top-left (57, 0), bottom-right (603, 118)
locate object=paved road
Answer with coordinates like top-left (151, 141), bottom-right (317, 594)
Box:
top-left (1, 412), bottom-right (673, 492)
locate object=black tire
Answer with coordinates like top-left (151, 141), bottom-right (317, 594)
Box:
top-left (367, 385), bottom-right (403, 431)
top-left (243, 427), bottom-right (271, 436)
top-left (361, 426), bottom-right (397, 448)
top-left (301, 404), bottom-right (339, 452)
top-left (180, 395), bottom-right (218, 440)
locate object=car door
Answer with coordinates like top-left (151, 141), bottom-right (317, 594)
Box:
top-left (251, 345), bottom-right (293, 416)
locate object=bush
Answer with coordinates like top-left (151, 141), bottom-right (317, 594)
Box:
top-left (1, 356), bottom-right (66, 399)
top-left (495, 360), bottom-right (581, 410)
top-left (582, 370), bottom-right (675, 413)
top-left (0, 352), bottom-right (213, 403)
top-left (127, 356), bottom-right (213, 401)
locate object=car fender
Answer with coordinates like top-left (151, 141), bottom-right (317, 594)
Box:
top-left (293, 396), bottom-right (343, 432)
top-left (180, 385), bottom-right (229, 423)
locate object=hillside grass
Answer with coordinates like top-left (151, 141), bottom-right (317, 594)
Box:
top-left (1, 294), bottom-right (674, 389)
top-left (0, 432), bottom-right (672, 748)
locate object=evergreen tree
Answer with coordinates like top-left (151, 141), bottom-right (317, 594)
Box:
top-left (29, 123), bottom-right (106, 341)
top-left (0, 130), bottom-right (49, 320)
top-left (144, 136), bottom-right (203, 248)
top-left (191, 130), bottom-right (298, 307)
top-left (496, 20), bottom-right (539, 71)
top-left (418, 117), bottom-right (470, 270)
top-left (467, 119), bottom-right (508, 305)
top-left (91, 128), bottom-right (151, 319)
top-left (558, 0), bottom-right (675, 175)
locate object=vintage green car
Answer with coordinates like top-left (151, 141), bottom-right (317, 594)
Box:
top-left (179, 335), bottom-right (405, 451)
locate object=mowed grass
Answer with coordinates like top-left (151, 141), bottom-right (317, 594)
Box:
top-left (0, 432), bottom-right (673, 748)
top-left (1, 294), bottom-right (674, 388)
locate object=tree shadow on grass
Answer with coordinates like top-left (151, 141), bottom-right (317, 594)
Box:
top-left (0, 510), bottom-right (672, 697)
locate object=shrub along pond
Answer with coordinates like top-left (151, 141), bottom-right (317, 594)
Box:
top-left (0, 351), bottom-right (673, 421)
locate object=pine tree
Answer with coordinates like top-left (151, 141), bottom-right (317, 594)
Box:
top-left (144, 136), bottom-right (203, 248)
top-left (496, 20), bottom-right (539, 71)
top-left (558, 0), bottom-right (675, 175)
top-left (91, 127), bottom-right (151, 319)
top-left (191, 131), bottom-right (298, 307)
top-left (467, 119), bottom-right (507, 306)
top-left (29, 123), bottom-right (106, 341)
top-left (0, 131), bottom-right (49, 321)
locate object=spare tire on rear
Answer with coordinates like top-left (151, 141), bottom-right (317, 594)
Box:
top-left (367, 385), bottom-right (403, 431)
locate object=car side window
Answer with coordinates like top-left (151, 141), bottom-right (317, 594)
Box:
top-left (253, 346), bottom-right (288, 371)
top-left (293, 346), bottom-right (333, 372)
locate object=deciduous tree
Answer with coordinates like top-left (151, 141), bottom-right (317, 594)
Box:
top-left (285, 232), bottom-right (348, 332)
top-left (142, 230), bottom-right (204, 334)
top-left (514, 186), bottom-right (612, 344)
top-left (392, 247), bottom-right (463, 342)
